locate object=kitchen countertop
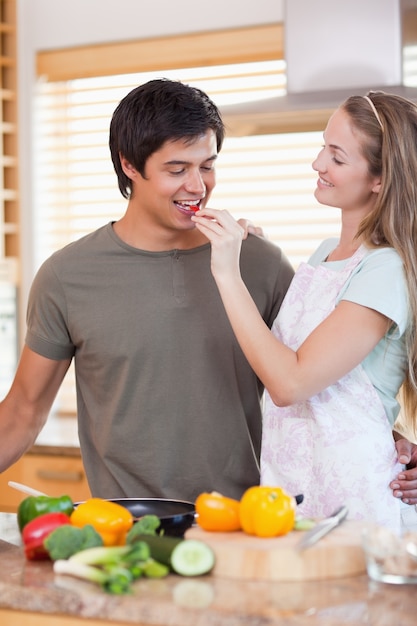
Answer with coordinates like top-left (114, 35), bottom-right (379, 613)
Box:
top-left (0, 514), bottom-right (416, 626)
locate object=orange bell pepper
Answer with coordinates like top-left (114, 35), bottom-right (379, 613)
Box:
top-left (195, 491), bottom-right (241, 532)
top-left (70, 498), bottom-right (133, 546)
top-left (239, 486), bottom-right (296, 538)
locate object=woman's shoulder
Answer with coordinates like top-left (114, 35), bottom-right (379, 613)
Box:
top-left (361, 245), bottom-right (403, 269)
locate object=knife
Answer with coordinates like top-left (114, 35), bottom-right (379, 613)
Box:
top-left (296, 505), bottom-right (348, 551)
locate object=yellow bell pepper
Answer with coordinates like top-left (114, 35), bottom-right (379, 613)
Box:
top-left (70, 498), bottom-right (133, 546)
top-left (239, 486), bottom-right (296, 538)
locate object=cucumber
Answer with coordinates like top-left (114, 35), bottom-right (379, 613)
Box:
top-left (131, 534), bottom-right (181, 566)
top-left (129, 534), bottom-right (215, 576)
top-left (170, 539), bottom-right (215, 577)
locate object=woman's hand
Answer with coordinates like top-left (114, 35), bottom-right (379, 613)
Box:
top-left (390, 436), bottom-right (417, 505)
top-left (237, 219), bottom-right (266, 239)
top-left (192, 208), bottom-right (245, 283)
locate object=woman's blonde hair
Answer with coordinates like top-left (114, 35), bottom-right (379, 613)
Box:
top-left (342, 91), bottom-right (417, 439)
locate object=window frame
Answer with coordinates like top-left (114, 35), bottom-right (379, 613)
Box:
top-left (35, 23), bottom-right (335, 135)
top-left (36, 24), bottom-right (284, 81)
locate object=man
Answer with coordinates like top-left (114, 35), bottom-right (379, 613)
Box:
top-left (0, 79), bottom-right (294, 502)
top-left (1, 79), bottom-right (416, 506)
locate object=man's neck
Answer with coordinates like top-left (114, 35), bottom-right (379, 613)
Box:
top-left (112, 217), bottom-right (208, 251)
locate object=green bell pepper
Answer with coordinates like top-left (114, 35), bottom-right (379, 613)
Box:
top-left (17, 494), bottom-right (74, 532)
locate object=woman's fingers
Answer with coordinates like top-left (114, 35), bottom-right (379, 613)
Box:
top-left (237, 219), bottom-right (266, 240)
top-left (192, 208), bottom-right (244, 240)
top-left (192, 209), bottom-right (244, 279)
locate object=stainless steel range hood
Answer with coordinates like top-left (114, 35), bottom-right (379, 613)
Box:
top-left (222, 0), bottom-right (417, 136)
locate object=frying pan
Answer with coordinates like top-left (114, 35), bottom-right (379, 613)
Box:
top-left (75, 498), bottom-right (196, 538)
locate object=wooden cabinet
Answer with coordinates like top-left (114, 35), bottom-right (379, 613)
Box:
top-left (0, 452), bottom-right (91, 512)
top-left (0, 609), bottom-right (129, 626)
top-left (0, 0), bottom-right (19, 260)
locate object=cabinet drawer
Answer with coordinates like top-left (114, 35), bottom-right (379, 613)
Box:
top-left (0, 454), bottom-right (91, 512)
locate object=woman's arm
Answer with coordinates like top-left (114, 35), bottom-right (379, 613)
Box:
top-left (193, 208), bottom-right (390, 406)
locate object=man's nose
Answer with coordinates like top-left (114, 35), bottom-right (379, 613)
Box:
top-left (185, 169), bottom-right (206, 194)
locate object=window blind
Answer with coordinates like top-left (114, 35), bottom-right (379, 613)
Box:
top-left (34, 59), bottom-right (333, 415)
top-left (46, 37), bottom-right (417, 414)
top-left (34, 61), bottom-right (332, 272)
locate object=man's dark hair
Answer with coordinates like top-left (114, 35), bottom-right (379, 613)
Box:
top-left (109, 78), bottom-right (225, 198)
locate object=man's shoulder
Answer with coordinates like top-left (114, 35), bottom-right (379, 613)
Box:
top-left (240, 235), bottom-right (294, 286)
top-left (47, 224), bottom-right (111, 262)
top-left (241, 234), bottom-right (285, 258)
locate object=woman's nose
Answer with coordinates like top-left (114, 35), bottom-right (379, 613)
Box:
top-left (312, 148), bottom-right (325, 172)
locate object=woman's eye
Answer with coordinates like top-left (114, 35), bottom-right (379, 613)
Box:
top-left (332, 157), bottom-right (343, 165)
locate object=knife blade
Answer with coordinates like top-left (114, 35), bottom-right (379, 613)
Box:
top-left (296, 505), bottom-right (348, 551)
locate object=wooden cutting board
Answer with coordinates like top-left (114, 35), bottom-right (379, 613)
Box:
top-left (186, 521), bottom-right (367, 581)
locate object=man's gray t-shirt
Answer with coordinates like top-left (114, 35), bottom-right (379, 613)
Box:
top-left (26, 223), bottom-right (294, 501)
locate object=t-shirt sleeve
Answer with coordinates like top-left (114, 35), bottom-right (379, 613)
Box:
top-left (337, 248), bottom-right (409, 337)
top-left (25, 258), bottom-right (75, 360)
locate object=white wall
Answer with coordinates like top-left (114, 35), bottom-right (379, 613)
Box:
top-left (24, 0), bottom-right (283, 49)
top-left (16, 0), bottom-right (283, 318)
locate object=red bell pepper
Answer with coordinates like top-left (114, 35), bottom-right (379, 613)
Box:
top-left (22, 511), bottom-right (71, 560)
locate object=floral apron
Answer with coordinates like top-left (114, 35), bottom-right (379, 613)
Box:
top-left (261, 246), bottom-right (401, 532)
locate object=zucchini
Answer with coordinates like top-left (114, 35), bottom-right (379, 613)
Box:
top-left (130, 534), bottom-right (215, 576)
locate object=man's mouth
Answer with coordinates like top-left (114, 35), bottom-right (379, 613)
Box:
top-left (174, 200), bottom-right (201, 215)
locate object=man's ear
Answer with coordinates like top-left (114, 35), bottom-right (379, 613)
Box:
top-left (120, 154), bottom-right (136, 179)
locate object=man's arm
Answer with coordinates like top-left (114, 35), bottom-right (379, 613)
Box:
top-left (391, 434), bottom-right (417, 505)
top-left (0, 345), bottom-right (71, 472)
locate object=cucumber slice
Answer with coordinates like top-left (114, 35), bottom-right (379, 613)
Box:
top-left (294, 517), bottom-right (316, 531)
top-left (127, 534), bottom-right (215, 577)
top-left (170, 539), bottom-right (215, 577)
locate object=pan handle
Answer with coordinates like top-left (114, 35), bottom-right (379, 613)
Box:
top-left (295, 494), bottom-right (304, 505)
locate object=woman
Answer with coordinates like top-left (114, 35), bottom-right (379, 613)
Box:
top-left (193, 91), bottom-right (417, 531)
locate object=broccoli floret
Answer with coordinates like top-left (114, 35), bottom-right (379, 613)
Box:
top-left (126, 514), bottom-right (161, 543)
top-left (78, 524), bottom-right (104, 550)
top-left (44, 524), bottom-right (103, 560)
